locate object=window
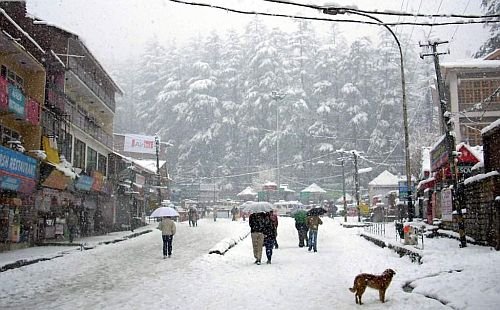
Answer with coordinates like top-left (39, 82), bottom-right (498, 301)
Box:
top-left (458, 78), bottom-right (500, 111)
top-left (0, 125), bottom-right (21, 146)
top-left (61, 133), bottom-right (73, 163)
top-left (0, 65), bottom-right (24, 89)
top-left (97, 153), bottom-right (107, 176)
top-left (73, 139), bottom-right (86, 170)
top-left (86, 147), bottom-right (97, 173)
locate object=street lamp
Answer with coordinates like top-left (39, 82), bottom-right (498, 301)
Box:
top-left (155, 135), bottom-right (174, 205)
top-left (271, 90), bottom-right (285, 199)
top-left (323, 7), bottom-right (414, 221)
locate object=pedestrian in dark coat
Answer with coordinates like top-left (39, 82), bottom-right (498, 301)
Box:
top-left (270, 210), bottom-right (279, 249)
top-left (263, 211), bottom-right (277, 264)
top-left (158, 216), bottom-right (176, 258)
top-left (249, 212), bottom-right (266, 265)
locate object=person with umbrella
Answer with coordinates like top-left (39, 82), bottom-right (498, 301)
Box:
top-left (249, 211), bottom-right (266, 265)
top-left (157, 216), bottom-right (176, 259)
top-left (307, 207), bottom-right (325, 252)
top-left (293, 209), bottom-right (308, 248)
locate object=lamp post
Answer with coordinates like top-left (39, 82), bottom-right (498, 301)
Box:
top-left (323, 7), bottom-right (414, 221)
top-left (271, 90), bottom-right (285, 199)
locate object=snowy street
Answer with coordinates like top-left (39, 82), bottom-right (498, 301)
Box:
top-left (1, 217), bottom-right (499, 309)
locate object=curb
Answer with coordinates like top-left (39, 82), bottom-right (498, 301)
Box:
top-left (208, 229), bottom-right (251, 255)
top-left (0, 229), bottom-right (153, 273)
top-left (360, 233), bottom-right (423, 264)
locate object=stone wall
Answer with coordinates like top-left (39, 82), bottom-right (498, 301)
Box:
top-left (463, 175), bottom-right (499, 248)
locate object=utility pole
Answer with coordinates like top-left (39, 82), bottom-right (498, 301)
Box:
top-left (271, 91), bottom-right (285, 200)
top-left (340, 156), bottom-right (347, 223)
top-left (420, 40), bottom-right (467, 248)
top-left (155, 135), bottom-right (161, 205)
top-left (352, 151), bottom-right (361, 222)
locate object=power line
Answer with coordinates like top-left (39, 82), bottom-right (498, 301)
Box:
top-left (165, 0), bottom-right (500, 27)
top-left (426, 0), bottom-right (444, 41)
top-left (261, 0), bottom-right (500, 19)
top-left (451, 0), bottom-right (472, 42)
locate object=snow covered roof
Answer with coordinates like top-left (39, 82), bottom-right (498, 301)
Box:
top-left (112, 152), bottom-right (165, 175)
top-left (236, 187), bottom-right (256, 197)
top-left (368, 170), bottom-right (399, 186)
top-left (481, 118), bottom-right (500, 136)
top-left (456, 143), bottom-right (483, 162)
top-left (301, 183), bottom-right (326, 193)
top-left (336, 193), bottom-right (353, 203)
top-left (441, 60), bottom-right (500, 70)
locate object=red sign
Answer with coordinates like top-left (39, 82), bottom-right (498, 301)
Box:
top-left (26, 98), bottom-right (40, 125)
top-left (0, 76), bottom-right (8, 110)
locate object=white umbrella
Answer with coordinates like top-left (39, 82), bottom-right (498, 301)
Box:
top-left (242, 202), bottom-right (273, 214)
top-left (150, 206), bottom-right (179, 217)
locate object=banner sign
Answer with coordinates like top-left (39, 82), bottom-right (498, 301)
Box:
top-left (91, 171), bottom-right (104, 192)
top-left (431, 136), bottom-right (448, 172)
top-left (8, 83), bottom-right (25, 118)
top-left (0, 76), bottom-right (8, 110)
top-left (0, 145), bottom-right (38, 193)
top-left (441, 189), bottom-right (453, 221)
top-left (26, 98), bottom-right (40, 125)
top-left (0, 145), bottom-right (37, 179)
top-left (75, 175), bottom-right (94, 191)
top-left (123, 134), bottom-right (156, 154)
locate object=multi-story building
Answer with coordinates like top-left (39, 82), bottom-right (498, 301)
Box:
top-left (439, 50), bottom-right (500, 145)
top-left (0, 7), bottom-right (46, 250)
top-left (1, 1), bottom-right (122, 245)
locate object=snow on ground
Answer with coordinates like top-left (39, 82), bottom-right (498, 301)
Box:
top-left (0, 217), bottom-right (499, 309)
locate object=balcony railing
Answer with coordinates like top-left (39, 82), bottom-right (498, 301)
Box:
top-left (67, 57), bottom-right (116, 112)
top-left (45, 86), bottom-right (113, 149)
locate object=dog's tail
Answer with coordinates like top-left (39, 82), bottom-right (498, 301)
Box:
top-left (349, 287), bottom-right (355, 293)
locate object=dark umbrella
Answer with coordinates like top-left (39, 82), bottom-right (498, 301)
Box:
top-left (307, 207), bottom-right (327, 216)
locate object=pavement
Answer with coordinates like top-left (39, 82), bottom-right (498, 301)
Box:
top-left (0, 223), bottom-right (154, 272)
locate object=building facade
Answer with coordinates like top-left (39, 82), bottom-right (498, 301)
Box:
top-left (439, 50), bottom-right (500, 146)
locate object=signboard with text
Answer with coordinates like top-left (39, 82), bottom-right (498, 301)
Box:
top-left (441, 189), bottom-right (453, 221)
top-left (123, 134), bottom-right (156, 154)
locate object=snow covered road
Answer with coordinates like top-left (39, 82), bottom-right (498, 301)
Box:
top-left (1, 217), bottom-right (498, 309)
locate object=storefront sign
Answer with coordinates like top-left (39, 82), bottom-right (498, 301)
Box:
top-left (91, 171), bottom-right (104, 192)
top-left (441, 189), bottom-right (453, 221)
top-left (0, 145), bottom-right (37, 193)
top-left (42, 169), bottom-right (71, 190)
top-left (431, 136), bottom-right (448, 172)
top-left (8, 83), bottom-right (25, 118)
top-left (123, 134), bottom-right (156, 154)
top-left (75, 175), bottom-right (94, 191)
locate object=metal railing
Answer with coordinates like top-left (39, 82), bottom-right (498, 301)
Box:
top-left (67, 57), bottom-right (116, 112)
top-left (45, 86), bottom-right (113, 149)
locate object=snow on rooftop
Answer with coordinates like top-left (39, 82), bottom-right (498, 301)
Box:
top-left (441, 59), bottom-right (500, 69)
top-left (464, 171), bottom-right (499, 185)
top-left (481, 118), bottom-right (500, 135)
top-left (368, 170), bottom-right (399, 186)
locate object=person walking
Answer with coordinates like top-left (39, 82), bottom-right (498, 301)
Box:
top-left (67, 208), bottom-right (78, 243)
top-left (270, 210), bottom-right (279, 249)
top-left (294, 210), bottom-right (308, 248)
top-left (213, 208), bottom-right (217, 222)
top-left (263, 211), bottom-right (277, 264)
top-left (249, 212), bottom-right (266, 265)
top-left (307, 214), bottom-right (323, 252)
top-left (231, 206), bottom-right (238, 221)
top-left (157, 216), bottom-right (176, 258)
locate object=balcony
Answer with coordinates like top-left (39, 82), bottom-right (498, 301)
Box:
top-left (65, 57), bottom-right (116, 113)
top-left (45, 86), bottom-right (113, 149)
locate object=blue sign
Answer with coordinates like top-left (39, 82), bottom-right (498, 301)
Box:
top-left (0, 145), bottom-right (37, 179)
top-left (0, 175), bottom-right (21, 191)
top-left (8, 83), bottom-right (25, 118)
top-left (75, 175), bottom-right (94, 191)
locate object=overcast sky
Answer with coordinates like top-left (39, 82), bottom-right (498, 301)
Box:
top-left (26, 0), bottom-right (489, 68)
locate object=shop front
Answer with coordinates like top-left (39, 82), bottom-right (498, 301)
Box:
top-left (0, 145), bottom-right (38, 251)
